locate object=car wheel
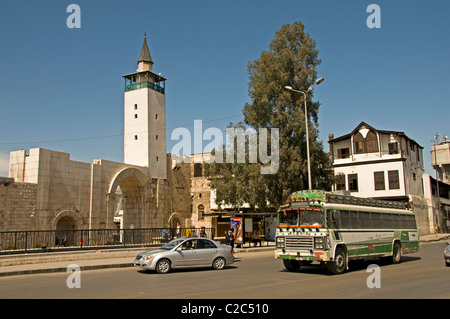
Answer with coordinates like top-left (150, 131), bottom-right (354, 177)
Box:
top-left (212, 257), bottom-right (226, 270)
top-left (156, 259), bottom-right (171, 274)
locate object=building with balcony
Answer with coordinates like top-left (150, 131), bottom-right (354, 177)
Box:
top-left (328, 122), bottom-right (424, 201)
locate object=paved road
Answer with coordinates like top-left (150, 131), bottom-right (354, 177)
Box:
top-left (0, 242), bottom-right (448, 299)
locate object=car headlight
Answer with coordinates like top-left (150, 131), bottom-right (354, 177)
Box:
top-left (142, 255), bottom-right (153, 261)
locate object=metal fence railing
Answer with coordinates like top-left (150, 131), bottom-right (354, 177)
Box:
top-left (0, 227), bottom-right (215, 255)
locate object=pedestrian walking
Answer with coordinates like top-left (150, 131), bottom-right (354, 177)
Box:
top-left (226, 230), bottom-right (235, 252)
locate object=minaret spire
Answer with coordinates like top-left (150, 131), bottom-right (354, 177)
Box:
top-left (138, 33), bottom-right (153, 71)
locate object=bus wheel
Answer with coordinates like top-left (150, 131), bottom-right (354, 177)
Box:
top-left (391, 242), bottom-right (402, 264)
top-left (328, 247), bottom-right (346, 275)
top-left (283, 259), bottom-right (300, 272)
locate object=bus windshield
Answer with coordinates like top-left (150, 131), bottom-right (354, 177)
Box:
top-left (278, 207), bottom-right (324, 227)
top-left (278, 210), bottom-right (298, 226)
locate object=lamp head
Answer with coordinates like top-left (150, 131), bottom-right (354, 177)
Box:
top-left (315, 77), bottom-right (324, 85)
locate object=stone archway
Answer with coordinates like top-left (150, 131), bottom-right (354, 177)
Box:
top-left (56, 216), bottom-right (76, 230)
top-left (51, 210), bottom-right (83, 246)
top-left (168, 212), bottom-right (185, 228)
top-left (108, 167), bottom-right (149, 229)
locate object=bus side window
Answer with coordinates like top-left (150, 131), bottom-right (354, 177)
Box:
top-left (327, 210), bottom-right (340, 228)
top-left (372, 212), bottom-right (382, 229)
top-left (359, 211), bottom-right (371, 228)
top-left (383, 213), bottom-right (393, 229)
top-left (392, 214), bottom-right (406, 228)
top-left (350, 211), bottom-right (358, 228)
top-left (401, 215), bottom-right (407, 228)
top-left (408, 215), bottom-right (417, 229)
top-left (340, 211), bottom-right (351, 228)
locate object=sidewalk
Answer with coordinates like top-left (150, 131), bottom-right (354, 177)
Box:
top-left (419, 233), bottom-right (450, 243)
top-left (1, 235), bottom-right (448, 278)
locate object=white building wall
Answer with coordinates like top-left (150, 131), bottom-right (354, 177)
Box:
top-left (334, 161), bottom-right (406, 199)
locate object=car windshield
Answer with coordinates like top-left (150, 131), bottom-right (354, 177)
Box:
top-left (161, 239), bottom-right (184, 250)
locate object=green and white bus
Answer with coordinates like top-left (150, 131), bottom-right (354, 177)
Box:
top-left (275, 190), bottom-right (419, 274)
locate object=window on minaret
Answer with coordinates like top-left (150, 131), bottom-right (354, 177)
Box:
top-left (134, 104), bottom-right (138, 110)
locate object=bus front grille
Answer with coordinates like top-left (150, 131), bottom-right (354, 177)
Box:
top-left (285, 236), bottom-right (314, 249)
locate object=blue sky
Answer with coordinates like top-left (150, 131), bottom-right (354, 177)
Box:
top-left (0, 0), bottom-right (449, 176)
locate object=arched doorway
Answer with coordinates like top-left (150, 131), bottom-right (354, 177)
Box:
top-left (55, 216), bottom-right (76, 246)
top-left (51, 210), bottom-right (82, 247)
top-left (108, 167), bottom-right (148, 229)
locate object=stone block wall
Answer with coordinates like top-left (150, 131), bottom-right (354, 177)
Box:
top-left (3, 149), bottom-right (217, 233)
top-left (0, 181), bottom-right (37, 231)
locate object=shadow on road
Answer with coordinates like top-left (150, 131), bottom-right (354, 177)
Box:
top-left (279, 256), bottom-right (422, 276)
top-left (136, 265), bottom-right (239, 275)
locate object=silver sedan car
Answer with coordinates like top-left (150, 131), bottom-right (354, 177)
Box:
top-left (134, 237), bottom-right (234, 273)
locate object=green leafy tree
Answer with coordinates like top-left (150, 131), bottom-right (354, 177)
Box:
top-left (205, 22), bottom-right (331, 211)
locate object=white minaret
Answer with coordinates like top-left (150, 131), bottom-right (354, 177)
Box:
top-left (123, 34), bottom-right (167, 179)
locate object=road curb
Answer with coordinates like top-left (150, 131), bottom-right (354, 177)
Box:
top-left (0, 262), bottom-right (135, 277)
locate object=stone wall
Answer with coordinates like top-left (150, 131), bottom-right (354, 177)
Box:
top-left (0, 181), bottom-right (37, 231)
top-left (168, 158), bottom-right (192, 227)
top-left (5, 148), bottom-right (179, 232)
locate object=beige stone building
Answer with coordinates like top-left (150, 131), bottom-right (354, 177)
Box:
top-left (1, 36), bottom-right (192, 233)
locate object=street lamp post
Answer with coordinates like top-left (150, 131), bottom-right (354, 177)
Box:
top-left (285, 77), bottom-right (324, 191)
